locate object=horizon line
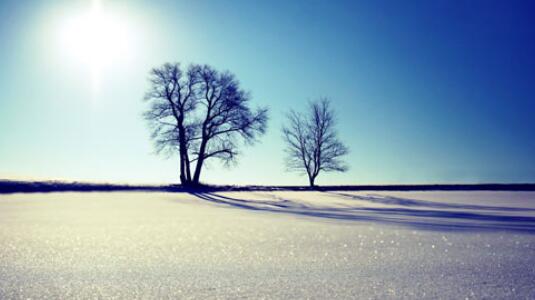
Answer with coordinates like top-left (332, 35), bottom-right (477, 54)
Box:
top-left (1, 179), bottom-right (535, 194)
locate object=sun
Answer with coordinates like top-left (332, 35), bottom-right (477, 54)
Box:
top-left (59, 0), bottom-right (131, 91)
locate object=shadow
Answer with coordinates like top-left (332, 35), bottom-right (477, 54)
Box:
top-left (189, 192), bottom-right (535, 234)
top-left (327, 192), bottom-right (535, 212)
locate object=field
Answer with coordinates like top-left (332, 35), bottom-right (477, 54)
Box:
top-left (1, 190), bottom-right (535, 298)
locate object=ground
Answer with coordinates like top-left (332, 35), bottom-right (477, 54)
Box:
top-left (1, 191), bottom-right (535, 299)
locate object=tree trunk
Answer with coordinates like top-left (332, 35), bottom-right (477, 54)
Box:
top-left (178, 148), bottom-right (191, 186)
top-left (192, 139), bottom-right (208, 185)
top-left (309, 176), bottom-right (315, 188)
top-left (177, 115), bottom-right (191, 186)
top-left (179, 152), bottom-right (192, 186)
top-left (184, 152), bottom-right (192, 182)
top-left (179, 157), bottom-right (187, 185)
top-left (192, 157), bottom-right (204, 185)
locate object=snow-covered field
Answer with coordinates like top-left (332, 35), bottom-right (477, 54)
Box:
top-left (1, 191), bottom-right (535, 299)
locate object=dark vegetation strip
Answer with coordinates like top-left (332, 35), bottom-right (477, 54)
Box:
top-left (1, 180), bottom-right (535, 194)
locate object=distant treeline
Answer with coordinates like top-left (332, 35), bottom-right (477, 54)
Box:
top-left (1, 180), bottom-right (534, 194)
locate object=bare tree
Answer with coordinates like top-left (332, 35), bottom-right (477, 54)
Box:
top-left (190, 65), bottom-right (269, 184)
top-left (282, 98), bottom-right (348, 187)
top-left (144, 63), bottom-right (268, 186)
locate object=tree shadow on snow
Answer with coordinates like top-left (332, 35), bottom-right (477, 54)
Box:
top-left (327, 192), bottom-right (535, 212)
top-left (190, 192), bottom-right (535, 234)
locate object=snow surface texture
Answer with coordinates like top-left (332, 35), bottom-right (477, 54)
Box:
top-left (1, 191), bottom-right (534, 299)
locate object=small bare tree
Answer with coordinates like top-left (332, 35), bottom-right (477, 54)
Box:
top-left (282, 98), bottom-right (348, 187)
top-left (144, 63), bottom-right (268, 186)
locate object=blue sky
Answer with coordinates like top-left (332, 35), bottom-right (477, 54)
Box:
top-left (0, 0), bottom-right (534, 185)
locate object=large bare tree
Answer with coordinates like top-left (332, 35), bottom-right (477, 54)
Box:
top-left (144, 63), bottom-right (268, 186)
top-left (282, 98), bottom-right (348, 187)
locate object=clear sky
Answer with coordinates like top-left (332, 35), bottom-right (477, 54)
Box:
top-left (1, 0), bottom-right (534, 185)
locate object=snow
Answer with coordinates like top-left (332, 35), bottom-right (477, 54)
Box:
top-left (1, 191), bottom-right (534, 298)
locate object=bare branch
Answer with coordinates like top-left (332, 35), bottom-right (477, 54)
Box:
top-left (282, 97), bottom-right (348, 187)
top-left (143, 62), bottom-right (269, 185)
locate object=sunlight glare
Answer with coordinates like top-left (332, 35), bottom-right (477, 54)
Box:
top-left (60, 0), bottom-right (131, 93)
